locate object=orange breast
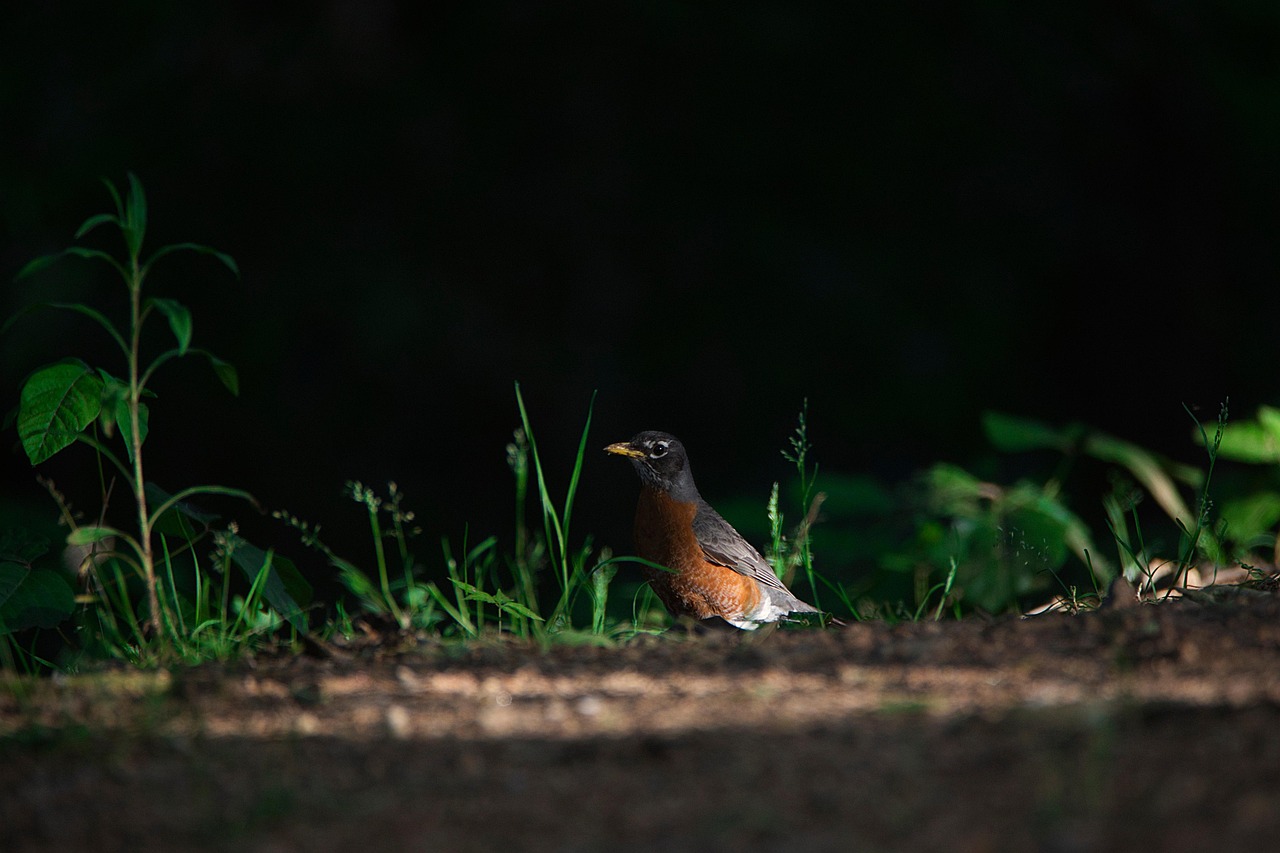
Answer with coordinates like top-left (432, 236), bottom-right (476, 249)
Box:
top-left (634, 488), bottom-right (761, 621)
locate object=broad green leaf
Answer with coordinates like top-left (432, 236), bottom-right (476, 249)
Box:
top-left (1258, 405), bottom-right (1280, 437)
top-left (922, 463), bottom-right (989, 516)
top-left (1220, 492), bottom-right (1280, 543)
top-left (67, 526), bottom-right (122, 546)
top-left (0, 532), bottom-right (50, 565)
top-left (982, 411), bottom-right (1076, 453)
top-left (1211, 408), bottom-right (1280, 464)
top-left (17, 360), bottom-right (104, 464)
top-left (229, 538), bottom-right (312, 630)
top-left (1003, 483), bottom-right (1095, 572)
top-left (147, 298), bottom-right (193, 354)
top-left (0, 561), bottom-right (27, 611)
top-left (0, 566), bottom-right (76, 633)
top-left (1214, 421), bottom-right (1280, 464)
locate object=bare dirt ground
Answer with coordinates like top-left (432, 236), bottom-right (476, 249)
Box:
top-left (4, 590), bottom-right (1280, 853)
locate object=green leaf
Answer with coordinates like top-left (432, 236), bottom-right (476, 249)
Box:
top-left (2, 302), bottom-right (129, 356)
top-left (0, 563), bottom-right (76, 633)
top-left (1214, 421), bottom-right (1280, 464)
top-left (117, 399), bottom-right (149, 463)
top-left (17, 360), bottom-right (104, 464)
top-left (14, 252), bottom-right (68, 280)
top-left (0, 532), bottom-right (50, 565)
top-left (190, 350), bottom-right (239, 395)
top-left (1220, 492), bottom-right (1280, 543)
top-left (922, 463), bottom-right (988, 515)
top-left (67, 526), bottom-right (122, 546)
top-left (495, 599), bottom-right (543, 620)
top-left (452, 580), bottom-right (498, 605)
top-left (96, 371), bottom-right (123, 438)
top-left (452, 580), bottom-right (545, 620)
top-left (334, 557), bottom-right (379, 602)
top-left (146, 482), bottom-right (221, 538)
top-left (147, 297), bottom-right (192, 354)
top-left (142, 242), bottom-right (240, 280)
top-left (229, 538), bottom-right (312, 630)
top-left (0, 561), bottom-right (27, 611)
top-left (123, 172), bottom-right (147, 259)
top-left (14, 247), bottom-right (127, 283)
top-left (1258, 406), bottom-right (1280, 437)
top-left (101, 175), bottom-right (125, 219)
top-left (1211, 408), bottom-right (1280, 464)
top-left (982, 411), bottom-right (1076, 453)
top-left (74, 212), bottom-right (121, 239)
top-left (1084, 432), bottom-right (1198, 525)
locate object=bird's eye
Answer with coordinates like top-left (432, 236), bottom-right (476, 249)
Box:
top-left (650, 441), bottom-right (669, 458)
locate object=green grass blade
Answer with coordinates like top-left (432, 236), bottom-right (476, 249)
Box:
top-left (560, 390), bottom-right (597, 540)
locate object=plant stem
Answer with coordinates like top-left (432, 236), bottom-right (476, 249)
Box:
top-left (367, 499), bottom-right (405, 626)
top-left (126, 255), bottom-right (161, 638)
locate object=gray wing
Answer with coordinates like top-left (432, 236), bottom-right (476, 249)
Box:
top-left (692, 500), bottom-right (814, 608)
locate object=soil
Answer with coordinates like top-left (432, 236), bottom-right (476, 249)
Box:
top-left (4, 589), bottom-right (1280, 853)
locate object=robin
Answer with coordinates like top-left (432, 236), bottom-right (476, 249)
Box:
top-left (605, 431), bottom-right (821, 629)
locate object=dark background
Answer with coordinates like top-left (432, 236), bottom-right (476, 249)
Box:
top-left (3, 3), bottom-right (1277, 589)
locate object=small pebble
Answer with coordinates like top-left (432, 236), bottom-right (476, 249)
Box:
top-left (386, 704), bottom-right (412, 738)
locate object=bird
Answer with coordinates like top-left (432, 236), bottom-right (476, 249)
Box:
top-left (605, 430), bottom-right (821, 629)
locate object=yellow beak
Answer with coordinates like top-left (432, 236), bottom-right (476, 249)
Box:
top-left (604, 441), bottom-right (645, 459)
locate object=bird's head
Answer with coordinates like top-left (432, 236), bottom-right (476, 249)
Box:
top-left (604, 431), bottom-right (698, 500)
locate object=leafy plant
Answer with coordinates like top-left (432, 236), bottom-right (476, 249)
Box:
top-left (281, 385), bottom-right (618, 641)
top-left (1196, 402), bottom-right (1280, 563)
top-left (761, 403), bottom-right (861, 622)
top-left (276, 482), bottom-right (438, 632)
top-left (512, 381), bottom-right (599, 630)
top-left (889, 462), bottom-right (1103, 613)
top-left (0, 533), bottom-right (76, 671)
top-left (1170, 401), bottom-right (1228, 593)
top-left (1208, 403), bottom-right (1280, 464)
top-left (770, 400), bottom-right (825, 601)
top-left (5, 173), bottom-right (277, 649)
top-left (894, 403), bottom-right (1248, 613)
